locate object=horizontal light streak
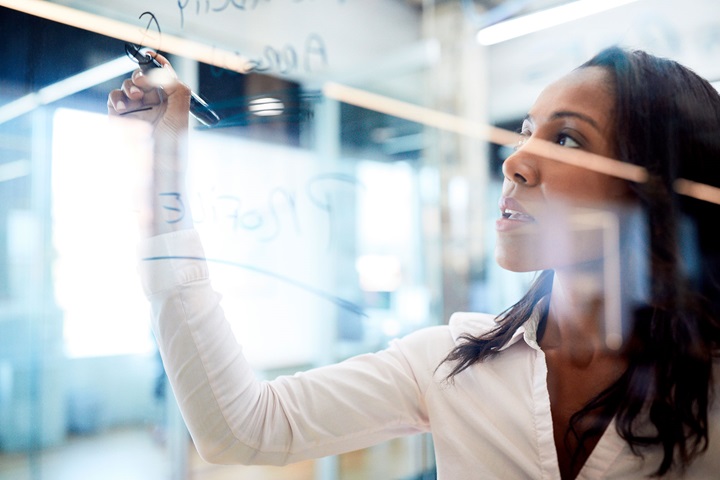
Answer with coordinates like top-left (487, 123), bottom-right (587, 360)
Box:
top-left (323, 81), bottom-right (719, 205)
top-left (674, 178), bottom-right (720, 206)
top-left (324, 81), bottom-right (519, 145)
top-left (0, 56), bottom-right (134, 125)
top-left (0, 0), bottom-right (253, 73)
top-left (0, 159), bottom-right (31, 182)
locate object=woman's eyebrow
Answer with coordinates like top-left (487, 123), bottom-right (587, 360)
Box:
top-left (524, 112), bottom-right (602, 132)
top-left (550, 111), bottom-right (601, 131)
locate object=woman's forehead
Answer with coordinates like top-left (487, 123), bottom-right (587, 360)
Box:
top-left (530, 66), bottom-right (614, 121)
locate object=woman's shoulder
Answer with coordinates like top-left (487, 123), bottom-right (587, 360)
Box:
top-left (384, 313), bottom-right (502, 389)
top-left (395, 312), bottom-right (498, 348)
top-left (448, 311), bottom-right (499, 343)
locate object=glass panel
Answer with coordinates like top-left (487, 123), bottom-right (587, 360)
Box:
top-left (1, 0), bottom-right (718, 479)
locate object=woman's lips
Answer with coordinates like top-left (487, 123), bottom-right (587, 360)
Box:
top-left (496, 197), bottom-right (535, 231)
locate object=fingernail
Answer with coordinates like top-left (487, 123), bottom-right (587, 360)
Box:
top-left (116, 100), bottom-right (126, 112)
top-left (130, 85), bottom-right (142, 96)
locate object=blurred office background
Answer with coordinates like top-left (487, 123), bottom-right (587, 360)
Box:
top-left (0, 0), bottom-right (718, 478)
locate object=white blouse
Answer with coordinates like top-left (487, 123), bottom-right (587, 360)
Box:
top-left (138, 228), bottom-right (720, 479)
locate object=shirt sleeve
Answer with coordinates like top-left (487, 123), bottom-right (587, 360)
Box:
top-left (137, 229), bottom-right (434, 466)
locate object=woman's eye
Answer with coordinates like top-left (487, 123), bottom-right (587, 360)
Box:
top-left (557, 134), bottom-right (580, 148)
top-left (514, 132), bottom-right (530, 151)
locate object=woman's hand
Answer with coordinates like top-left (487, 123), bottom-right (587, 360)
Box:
top-left (108, 53), bottom-right (194, 235)
top-left (107, 53), bottom-right (191, 143)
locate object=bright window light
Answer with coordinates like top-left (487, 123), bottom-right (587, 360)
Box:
top-left (476, 0), bottom-right (640, 46)
top-left (356, 254), bottom-right (402, 292)
top-left (52, 108), bottom-right (154, 358)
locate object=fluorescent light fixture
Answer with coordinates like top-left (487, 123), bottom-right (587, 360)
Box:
top-left (476, 0), bottom-right (640, 46)
top-left (0, 56), bottom-right (134, 125)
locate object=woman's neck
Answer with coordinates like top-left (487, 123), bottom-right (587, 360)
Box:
top-left (541, 265), bottom-right (611, 367)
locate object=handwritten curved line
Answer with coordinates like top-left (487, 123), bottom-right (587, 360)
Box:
top-left (142, 255), bottom-right (366, 317)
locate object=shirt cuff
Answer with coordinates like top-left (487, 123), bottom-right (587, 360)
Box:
top-left (137, 229), bottom-right (209, 296)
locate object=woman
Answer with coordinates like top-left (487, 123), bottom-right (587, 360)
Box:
top-left (108, 47), bottom-right (720, 479)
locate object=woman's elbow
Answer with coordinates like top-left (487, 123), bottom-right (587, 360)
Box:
top-left (191, 433), bottom-right (293, 466)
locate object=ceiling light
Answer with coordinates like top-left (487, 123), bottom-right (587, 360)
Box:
top-left (476, 0), bottom-right (640, 46)
top-left (248, 98), bottom-right (285, 116)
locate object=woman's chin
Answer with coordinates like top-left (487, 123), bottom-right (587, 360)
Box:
top-left (494, 250), bottom-right (542, 273)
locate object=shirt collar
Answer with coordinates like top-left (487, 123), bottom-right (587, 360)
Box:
top-left (497, 296), bottom-right (548, 352)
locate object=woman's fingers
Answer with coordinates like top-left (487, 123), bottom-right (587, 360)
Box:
top-left (107, 88), bottom-right (125, 114)
top-left (106, 52), bottom-right (189, 134)
top-left (122, 76), bottom-right (144, 100)
top-left (107, 69), bottom-right (165, 119)
top-left (134, 53), bottom-right (191, 132)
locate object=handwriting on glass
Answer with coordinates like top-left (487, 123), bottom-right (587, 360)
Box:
top-left (178, 0), bottom-right (347, 27)
top-left (159, 173), bottom-right (364, 247)
top-left (209, 33), bottom-right (328, 75)
top-left (140, 8), bottom-right (329, 75)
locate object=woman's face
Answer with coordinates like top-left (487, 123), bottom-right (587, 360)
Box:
top-left (495, 66), bottom-right (632, 273)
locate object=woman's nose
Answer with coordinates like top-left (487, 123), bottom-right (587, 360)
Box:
top-left (502, 142), bottom-right (540, 187)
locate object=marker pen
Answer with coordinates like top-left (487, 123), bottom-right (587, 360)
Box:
top-left (125, 44), bottom-right (220, 127)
